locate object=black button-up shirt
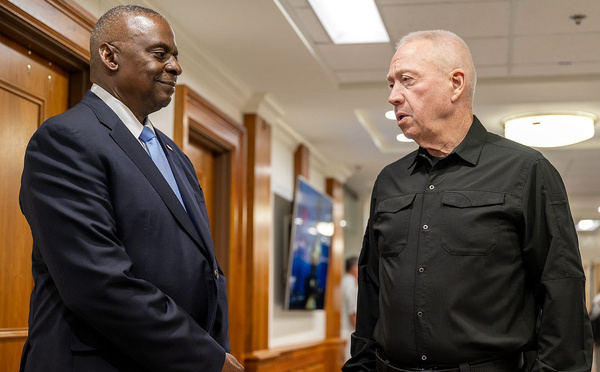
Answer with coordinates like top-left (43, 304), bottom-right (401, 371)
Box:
top-left (343, 116), bottom-right (593, 372)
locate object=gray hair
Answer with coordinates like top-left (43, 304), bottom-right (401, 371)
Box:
top-left (396, 30), bottom-right (477, 102)
top-left (89, 5), bottom-right (166, 69)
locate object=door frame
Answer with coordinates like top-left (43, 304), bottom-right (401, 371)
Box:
top-left (0, 0), bottom-right (92, 106)
top-left (173, 84), bottom-right (248, 362)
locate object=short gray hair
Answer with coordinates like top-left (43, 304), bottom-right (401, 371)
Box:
top-left (89, 5), bottom-right (166, 68)
top-left (396, 30), bottom-right (477, 102)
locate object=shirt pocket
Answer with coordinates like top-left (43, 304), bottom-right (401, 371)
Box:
top-left (374, 194), bottom-right (416, 257)
top-left (441, 191), bottom-right (505, 256)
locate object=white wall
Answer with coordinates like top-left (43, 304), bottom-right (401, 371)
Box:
top-left (269, 125), bottom-right (330, 348)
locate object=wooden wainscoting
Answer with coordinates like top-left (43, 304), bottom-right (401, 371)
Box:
top-left (245, 338), bottom-right (345, 372)
top-left (244, 114), bottom-right (271, 353)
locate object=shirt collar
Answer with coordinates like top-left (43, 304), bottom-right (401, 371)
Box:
top-left (409, 115), bottom-right (487, 169)
top-left (451, 115), bottom-right (487, 165)
top-left (90, 84), bottom-right (154, 139)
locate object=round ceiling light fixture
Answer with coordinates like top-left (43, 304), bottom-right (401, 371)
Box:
top-left (502, 111), bottom-right (597, 148)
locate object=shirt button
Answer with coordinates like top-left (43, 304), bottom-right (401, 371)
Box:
top-left (418, 267), bottom-right (425, 273)
top-left (417, 311), bottom-right (423, 317)
top-left (421, 355), bottom-right (427, 361)
top-left (214, 270), bottom-right (220, 279)
top-left (429, 185), bottom-right (435, 190)
top-left (423, 224), bottom-right (429, 230)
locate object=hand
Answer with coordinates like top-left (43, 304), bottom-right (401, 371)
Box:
top-left (220, 353), bottom-right (244, 372)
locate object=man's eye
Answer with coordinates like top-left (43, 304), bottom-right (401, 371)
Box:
top-left (153, 51), bottom-right (167, 59)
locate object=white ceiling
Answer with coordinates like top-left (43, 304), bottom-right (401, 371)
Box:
top-left (113, 0), bottom-right (600, 261)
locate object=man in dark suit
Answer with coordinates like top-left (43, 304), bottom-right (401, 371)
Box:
top-left (19, 5), bottom-right (243, 372)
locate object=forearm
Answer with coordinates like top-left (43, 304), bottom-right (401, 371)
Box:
top-left (522, 160), bottom-right (593, 371)
top-left (532, 277), bottom-right (592, 372)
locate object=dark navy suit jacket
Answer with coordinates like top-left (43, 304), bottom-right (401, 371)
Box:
top-left (19, 91), bottom-right (229, 372)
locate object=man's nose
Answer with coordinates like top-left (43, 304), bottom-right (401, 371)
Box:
top-left (388, 86), bottom-right (405, 106)
top-left (167, 56), bottom-right (182, 76)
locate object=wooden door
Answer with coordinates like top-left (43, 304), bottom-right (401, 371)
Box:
top-left (185, 140), bottom-right (234, 277)
top-left (173, 85), bottom-right (246, 360)
top-left (185, 144), bottom-right (216, 237)
top-left (0, 32), bottom-right (70, 372)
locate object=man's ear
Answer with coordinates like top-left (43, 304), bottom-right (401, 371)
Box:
top-left (99, 43), bottom-right (118, 71)
top-left (449, 69), bottom-right (466, 103)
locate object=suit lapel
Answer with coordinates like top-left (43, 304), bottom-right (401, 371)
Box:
top-left (164, 142), bottom-right (216, 259)
top-left (81, 92), bottom-right (207, 253)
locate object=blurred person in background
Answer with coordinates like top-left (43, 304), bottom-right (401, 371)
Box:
top-left (341, 256), bottom-right (359, 361)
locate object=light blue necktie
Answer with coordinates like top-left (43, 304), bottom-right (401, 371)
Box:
top-left (139, 126), bottom-right (186, 208)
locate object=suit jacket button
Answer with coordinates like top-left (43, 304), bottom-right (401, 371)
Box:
top-left (214, 269), bottom-right (219, 279)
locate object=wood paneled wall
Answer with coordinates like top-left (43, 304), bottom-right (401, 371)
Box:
top-left (294, 144), bottom-right (310, 180)
top-left (1, 0), bottom-right (92, 61)
top-left (0, 33), bottom-right (72, 371)
top-left (245, 340), bottom-right (344, 372)
top-left (244, 114), bottom-right (272, 353)
top-left (0, 0), bottom-right (91, 370)
top-left (325, 179), bottom-right (345, 349)
top-left (0, 0), bottom-right (92, 105)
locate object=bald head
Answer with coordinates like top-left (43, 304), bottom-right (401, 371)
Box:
top-left (396, 30), bottom-right (477, 104)
top-left (89, 5), bottom-right (166, 72)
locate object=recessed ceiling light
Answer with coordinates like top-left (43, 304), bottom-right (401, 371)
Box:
top-left (308, 0), bottom-right (389, 44)
top-left (386, 110), bottom-right (414, 142)
top-left (502, 111), bottom-right (597, 147)
top-left (576, 219), bottom-right (600, 232)
top-left (396, 133), bottom-right (413, 143)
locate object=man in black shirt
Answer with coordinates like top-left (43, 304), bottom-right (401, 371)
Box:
top-left (342, 30), bottom-right (593, 372)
